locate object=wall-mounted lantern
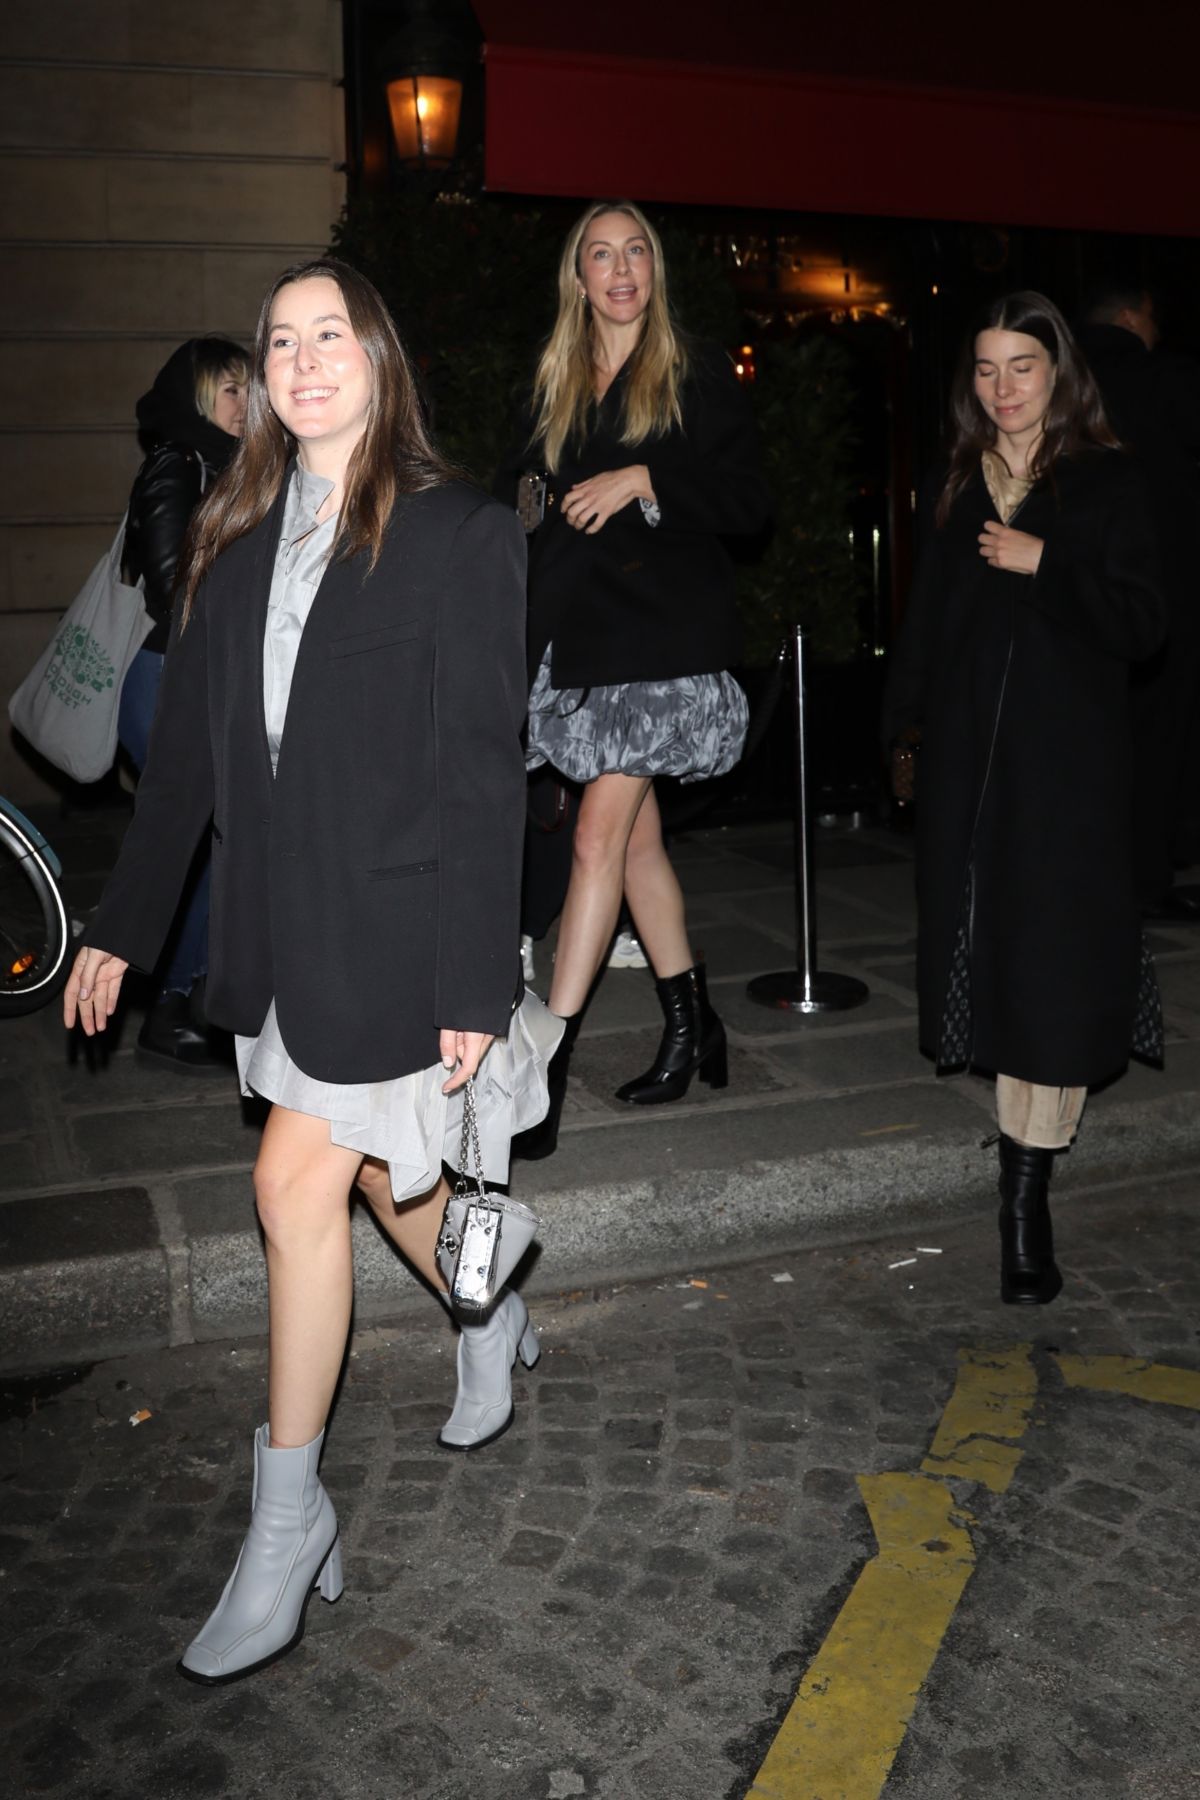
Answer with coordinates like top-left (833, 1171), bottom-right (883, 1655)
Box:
top-left (385, 73), bottom-right (463, 168)
top-left (380, 0), bottom-right (476, 173)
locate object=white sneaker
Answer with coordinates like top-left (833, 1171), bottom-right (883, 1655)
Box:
top-left (608, 929), bottom-right (648, 970)
top-left (520, 935), bottom-right (536, 983)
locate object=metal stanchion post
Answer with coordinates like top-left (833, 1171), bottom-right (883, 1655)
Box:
top-left (747, 624), bottom-right (870, 1014)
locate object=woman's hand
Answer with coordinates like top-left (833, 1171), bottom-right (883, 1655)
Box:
top-left (439, 1028), bottom-right (495, 1095)
top-left (979, 521), bottom-right (1044, 575)
top-left (561, 465), bottom-right (655, 535)
top-left (64, 946), bottom-right (130, 1035)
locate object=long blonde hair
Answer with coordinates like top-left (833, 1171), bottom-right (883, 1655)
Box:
top-left (179, 259), bottom-right (456, 622)
top-left (531, 201), bottom-right (688, 473)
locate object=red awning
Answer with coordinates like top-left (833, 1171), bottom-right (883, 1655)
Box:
top-left (475, 2), bottom-right (1200, 236)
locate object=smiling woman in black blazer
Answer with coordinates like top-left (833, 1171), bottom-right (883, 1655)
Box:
top-left (65, 259), bottom-right (558, 1685)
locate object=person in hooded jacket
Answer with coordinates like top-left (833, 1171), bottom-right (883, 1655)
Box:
top-left (119, 336), bottom-right (248, 1069)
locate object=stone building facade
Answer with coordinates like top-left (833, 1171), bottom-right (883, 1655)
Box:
top-left (1, 0), bottom-right (346, 800)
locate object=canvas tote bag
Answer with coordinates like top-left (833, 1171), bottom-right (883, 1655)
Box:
top-left (8, 512), bottom-right (153, 783)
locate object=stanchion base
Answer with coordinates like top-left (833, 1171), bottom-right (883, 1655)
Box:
top-left (747, 970), bottom-right (870, 1014)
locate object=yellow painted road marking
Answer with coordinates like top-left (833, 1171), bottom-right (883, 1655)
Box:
top-left (747, 1344), bottom-right (1036, 1798)
top-left (747, 1475), bottom-right (974, 1799)
top-left (1055, 1353), bottom-right (1200, 1411)
top-left (921, 1344), bottom-right (1036, 1493)
top-left (746, 1345), bottom-right (1197, 1796)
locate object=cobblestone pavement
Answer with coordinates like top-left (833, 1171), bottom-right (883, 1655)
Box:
top-left (4, 1174), bottom-right (1198, 1799)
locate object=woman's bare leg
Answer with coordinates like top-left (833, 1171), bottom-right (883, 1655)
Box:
top-left (356, 1157), bottom-right (450, 1292)
top-left (548, 773), bottom-right (651, 1016)
top-left (621, 784), bottom-right (693, 980)
top-left (253, 1104), bottom-right (363, 1448)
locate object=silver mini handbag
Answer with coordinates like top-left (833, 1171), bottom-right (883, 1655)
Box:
top-left (436, 1077), bottom-right (540, 1319)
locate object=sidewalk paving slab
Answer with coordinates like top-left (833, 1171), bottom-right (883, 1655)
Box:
top-left (3, 804), bottom-right (1199, 1370)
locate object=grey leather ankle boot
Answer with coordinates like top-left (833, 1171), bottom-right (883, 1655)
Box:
top-left (177, 1424), bottom-right (342, 1685)
top-left (438, 1288), bottom-right (541, 1451)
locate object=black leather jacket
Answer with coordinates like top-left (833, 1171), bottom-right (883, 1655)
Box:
top-left (122, 444), bottom-right (206, 652)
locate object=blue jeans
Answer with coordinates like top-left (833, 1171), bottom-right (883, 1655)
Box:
top-left (118, 646), bottom-right (211, 998)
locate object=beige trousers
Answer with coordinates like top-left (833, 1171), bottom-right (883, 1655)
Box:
top-left (996, 1075), bottom-right (1086, 1150)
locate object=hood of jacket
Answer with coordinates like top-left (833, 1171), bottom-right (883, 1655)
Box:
top-left (135, 340), bottom-right (240, 470)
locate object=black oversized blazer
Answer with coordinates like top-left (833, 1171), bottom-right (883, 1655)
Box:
top-left (498, 342), bottom-right (770, 686)
top-left (882, 450), bottom-right (1165, 1089)
top-left (88, 476), bottom-right (529, 1084)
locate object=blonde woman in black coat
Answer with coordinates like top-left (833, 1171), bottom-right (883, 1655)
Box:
top-left (884, 291), bottom-right (1165, 1305)
top-left (503, 200), bottom-right (769, 1157)
top-left (65, 260), bottom-right (558, 1684)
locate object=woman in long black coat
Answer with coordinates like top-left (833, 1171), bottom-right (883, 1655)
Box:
top-left (499, 200), bottom-right (769, 1157)
top-left (64, 260), bottom-right (557, 1684)
top-left (883, 291), bottom-right (1165, 1305)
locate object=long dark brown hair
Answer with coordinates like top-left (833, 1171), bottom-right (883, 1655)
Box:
top-left (179, 257), bottom-right (456, 619)
top-left (936, 290), bottom-right (1117, 526)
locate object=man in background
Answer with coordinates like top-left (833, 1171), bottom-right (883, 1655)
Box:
top-left (1079, 282), bottom-right (1200, 920)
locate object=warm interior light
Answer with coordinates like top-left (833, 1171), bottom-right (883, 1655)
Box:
top-left (386, 74), bottom-right (462, 167)
top-left (732, 344), bottom-right (756, 384)
top-left (10, 951), bottom-right (34, 976)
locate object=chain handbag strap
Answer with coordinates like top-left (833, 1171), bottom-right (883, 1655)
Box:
top-left (455, 1078), bottom-right (493, 1204)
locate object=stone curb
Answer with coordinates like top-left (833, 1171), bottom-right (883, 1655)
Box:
top-left (3, 1089), bottom-right (1198, 1371)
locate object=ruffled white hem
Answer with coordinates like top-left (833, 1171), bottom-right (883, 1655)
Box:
top-left (235, 991), bottom-right (562, 1204)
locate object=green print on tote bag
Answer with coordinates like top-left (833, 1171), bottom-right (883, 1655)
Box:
top-left (8, 511), bottom-right (152, 783)
top-left (48, 621), bottom-right (118, 708)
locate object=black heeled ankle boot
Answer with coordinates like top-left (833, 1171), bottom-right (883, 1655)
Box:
top-left (997, 1134), bottom-right (1063, 1305)
top-left (135, 986), bottom-right (227, 1074)
top-left (615, 964), bottom-right (728, 1106)
top-left (510, 1013), bottom-right (581, 1162)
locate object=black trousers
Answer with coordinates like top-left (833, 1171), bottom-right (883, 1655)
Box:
top-left (1130, 630), bottom-right (1200, 903)
top-left (519, 769), bottom-right (645, 943)
top-left (521, 769), bottom-right (580, 940)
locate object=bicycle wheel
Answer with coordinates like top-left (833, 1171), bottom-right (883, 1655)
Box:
top-left (0, 809), bottom-right (71, 1017)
